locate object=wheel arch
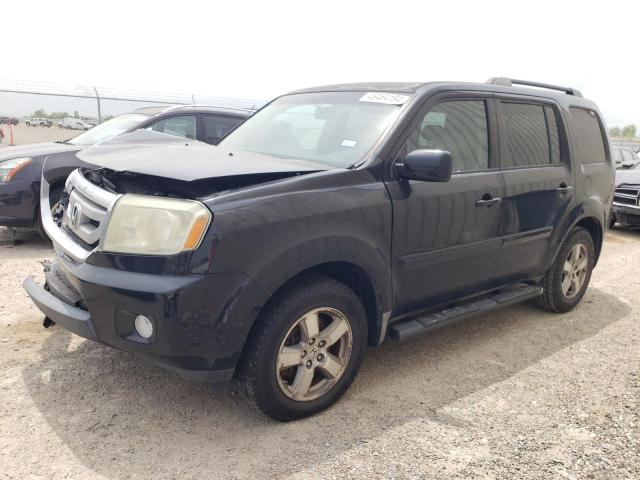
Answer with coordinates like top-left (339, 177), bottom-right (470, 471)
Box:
top-left (573, 216), bottom-right (603, 265)
top-left (546, 197), bottom-right (606, 271)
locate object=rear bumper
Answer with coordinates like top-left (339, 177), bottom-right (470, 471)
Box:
top-left (23, 257), bottom-right (269, 383)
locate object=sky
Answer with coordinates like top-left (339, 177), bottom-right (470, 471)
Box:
top-left (3, 0), bottom-right (640, 127)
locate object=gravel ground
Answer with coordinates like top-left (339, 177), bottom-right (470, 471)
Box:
top-left (0, 227), bottom-right (638, 479)
top-left (0, 123), bottom-right (78, 147)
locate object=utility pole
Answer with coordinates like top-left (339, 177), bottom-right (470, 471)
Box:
top-left (93, 86), bottom-right (102, 123)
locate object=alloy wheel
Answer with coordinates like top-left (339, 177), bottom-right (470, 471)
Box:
top-left (275, 307), bottom-right (353, 402)
top-left (561, 242), bottom-right (589, 299)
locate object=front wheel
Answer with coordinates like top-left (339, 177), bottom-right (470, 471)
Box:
top-left (239, 273), bottom-right (367, 421)
top-left (537, 227), bottom-right (594, 313)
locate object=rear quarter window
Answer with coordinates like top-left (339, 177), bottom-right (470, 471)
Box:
top-left (569, 107), bottom-right (607, 165)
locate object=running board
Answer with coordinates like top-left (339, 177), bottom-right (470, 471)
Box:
top-left (388, 284), bottom-right (543, 342)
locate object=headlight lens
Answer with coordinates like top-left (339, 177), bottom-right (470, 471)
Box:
top-left (102, 194), bottom-right (212, 255)
top-left (0, 157), bottom-right (32, 182)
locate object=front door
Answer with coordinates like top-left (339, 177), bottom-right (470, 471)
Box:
top-left (389, 96), bottom-right (506, 315)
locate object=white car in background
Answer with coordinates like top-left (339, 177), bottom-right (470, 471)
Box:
top-left (58, 117), bottom-right (93, 130)
top-left (612, 146), bottom-right (640, 169)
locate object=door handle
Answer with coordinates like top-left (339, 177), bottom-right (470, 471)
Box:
top-left (475, 195), bottom-right (503, 207)
top-left (556, 183), bottom-right (573, 194)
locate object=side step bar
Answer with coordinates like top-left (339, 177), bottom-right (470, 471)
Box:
top-left (388, 284), bottom-right (543, 341)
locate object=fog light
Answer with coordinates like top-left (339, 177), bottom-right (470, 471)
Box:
top-left (134, 315), bottom-right (153, 339)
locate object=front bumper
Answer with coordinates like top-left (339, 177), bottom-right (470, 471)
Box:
top-left (612, 203), bottom-right (640, 226)
top-left (24, 256), bottom-right (268, 383)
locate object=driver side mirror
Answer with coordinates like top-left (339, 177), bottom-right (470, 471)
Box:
top-left (397, 149), bottom-right (452, 182)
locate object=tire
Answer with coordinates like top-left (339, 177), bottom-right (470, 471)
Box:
top-left (537, 227), bottom-right (595, 313)
top-left (239, 273), bottom-right (368, 421)
top-left (26, 122), bottom-right (31, 127)
top-left (609, 213), bottom-right (616, 229)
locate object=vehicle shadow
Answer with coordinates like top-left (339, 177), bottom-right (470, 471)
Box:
top-left (22, 287), bottom-right (630, 479)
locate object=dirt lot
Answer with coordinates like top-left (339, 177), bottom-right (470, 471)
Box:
top-left (0, 122), bottom-right (79, 147)
top-left (0, 227), bottom-right (638, 479)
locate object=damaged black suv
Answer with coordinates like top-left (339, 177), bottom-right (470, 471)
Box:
top-left (24, 78), bottom-right (614, 421)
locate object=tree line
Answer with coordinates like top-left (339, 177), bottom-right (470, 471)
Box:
top-left (609, 125), bottom-right (637, 138)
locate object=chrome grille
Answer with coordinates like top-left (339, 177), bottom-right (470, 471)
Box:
top-left (62, 188), bottom-right (108, 247)
top-left (41, 169), bottom-right (120, 262)
top-left (613, 184), bottom-right (640, 207)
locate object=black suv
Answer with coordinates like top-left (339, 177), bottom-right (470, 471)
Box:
top-left (24, 78), bottom-right (614, 421)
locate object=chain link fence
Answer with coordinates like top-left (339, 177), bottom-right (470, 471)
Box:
top-left (0, 78), bottom-right (264, 146)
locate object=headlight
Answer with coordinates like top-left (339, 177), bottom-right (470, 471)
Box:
top-left (0, 157), bottom-right (32, 182)
top-left (102, 194), bottom-right (212, 255)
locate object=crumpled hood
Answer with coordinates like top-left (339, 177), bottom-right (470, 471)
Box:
top-left (0, 142), bottom-right (80, 162)
top-left (76, 130), bottom-right (332, 181)
top-left (615, 169), bottom-right (640, 187)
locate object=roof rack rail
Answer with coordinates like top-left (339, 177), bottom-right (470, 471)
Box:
top-left (486, 77), bottom-right (582, 97)
top-left (165, 104), bottom-right (257, 113)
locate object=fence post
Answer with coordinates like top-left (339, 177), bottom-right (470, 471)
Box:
top-left (93, 86), bottom-right (102, 123)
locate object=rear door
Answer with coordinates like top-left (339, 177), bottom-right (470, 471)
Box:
top-left (390, 94), bottom-right (506, 314)
top-left (496, 98), bottom-right (574, 281)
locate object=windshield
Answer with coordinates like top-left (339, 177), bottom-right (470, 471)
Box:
top-left (220, 91), bottom-right (408, 168)
top-left (68, 113), bottom-right (149, 146)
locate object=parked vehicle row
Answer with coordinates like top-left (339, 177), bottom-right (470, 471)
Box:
top-left (17, 78), bottom-right (615, 421)
top-left (0, 116), bottom-right (19, 125)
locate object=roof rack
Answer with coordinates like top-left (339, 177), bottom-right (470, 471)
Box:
top-left (167, 104), bottom-right (257, 113)
top-left (486, 77), bottom-right (582, 97)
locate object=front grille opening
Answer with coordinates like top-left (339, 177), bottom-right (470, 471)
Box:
top-left (616, 188), bottom-right (639, 197)
top-left (62, 225), bottom-right (99, 251)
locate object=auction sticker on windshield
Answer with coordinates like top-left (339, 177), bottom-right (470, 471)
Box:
top-left (359, 92), bottom-right (410, 105)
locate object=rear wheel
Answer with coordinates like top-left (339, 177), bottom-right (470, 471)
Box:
top-left (240, 273), bottom-right (367, 421)
top-left (537, 227), bottom-right (594, 313)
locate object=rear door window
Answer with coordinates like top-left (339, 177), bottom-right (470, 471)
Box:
top-left (500, 103), bottom-right (551, 168)
top-left (203, 115), bottom-right (245, 145)
top-left (545, 106), bottom-right (561, 164)
top-left (569, 108), bottom-right (607, 165)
